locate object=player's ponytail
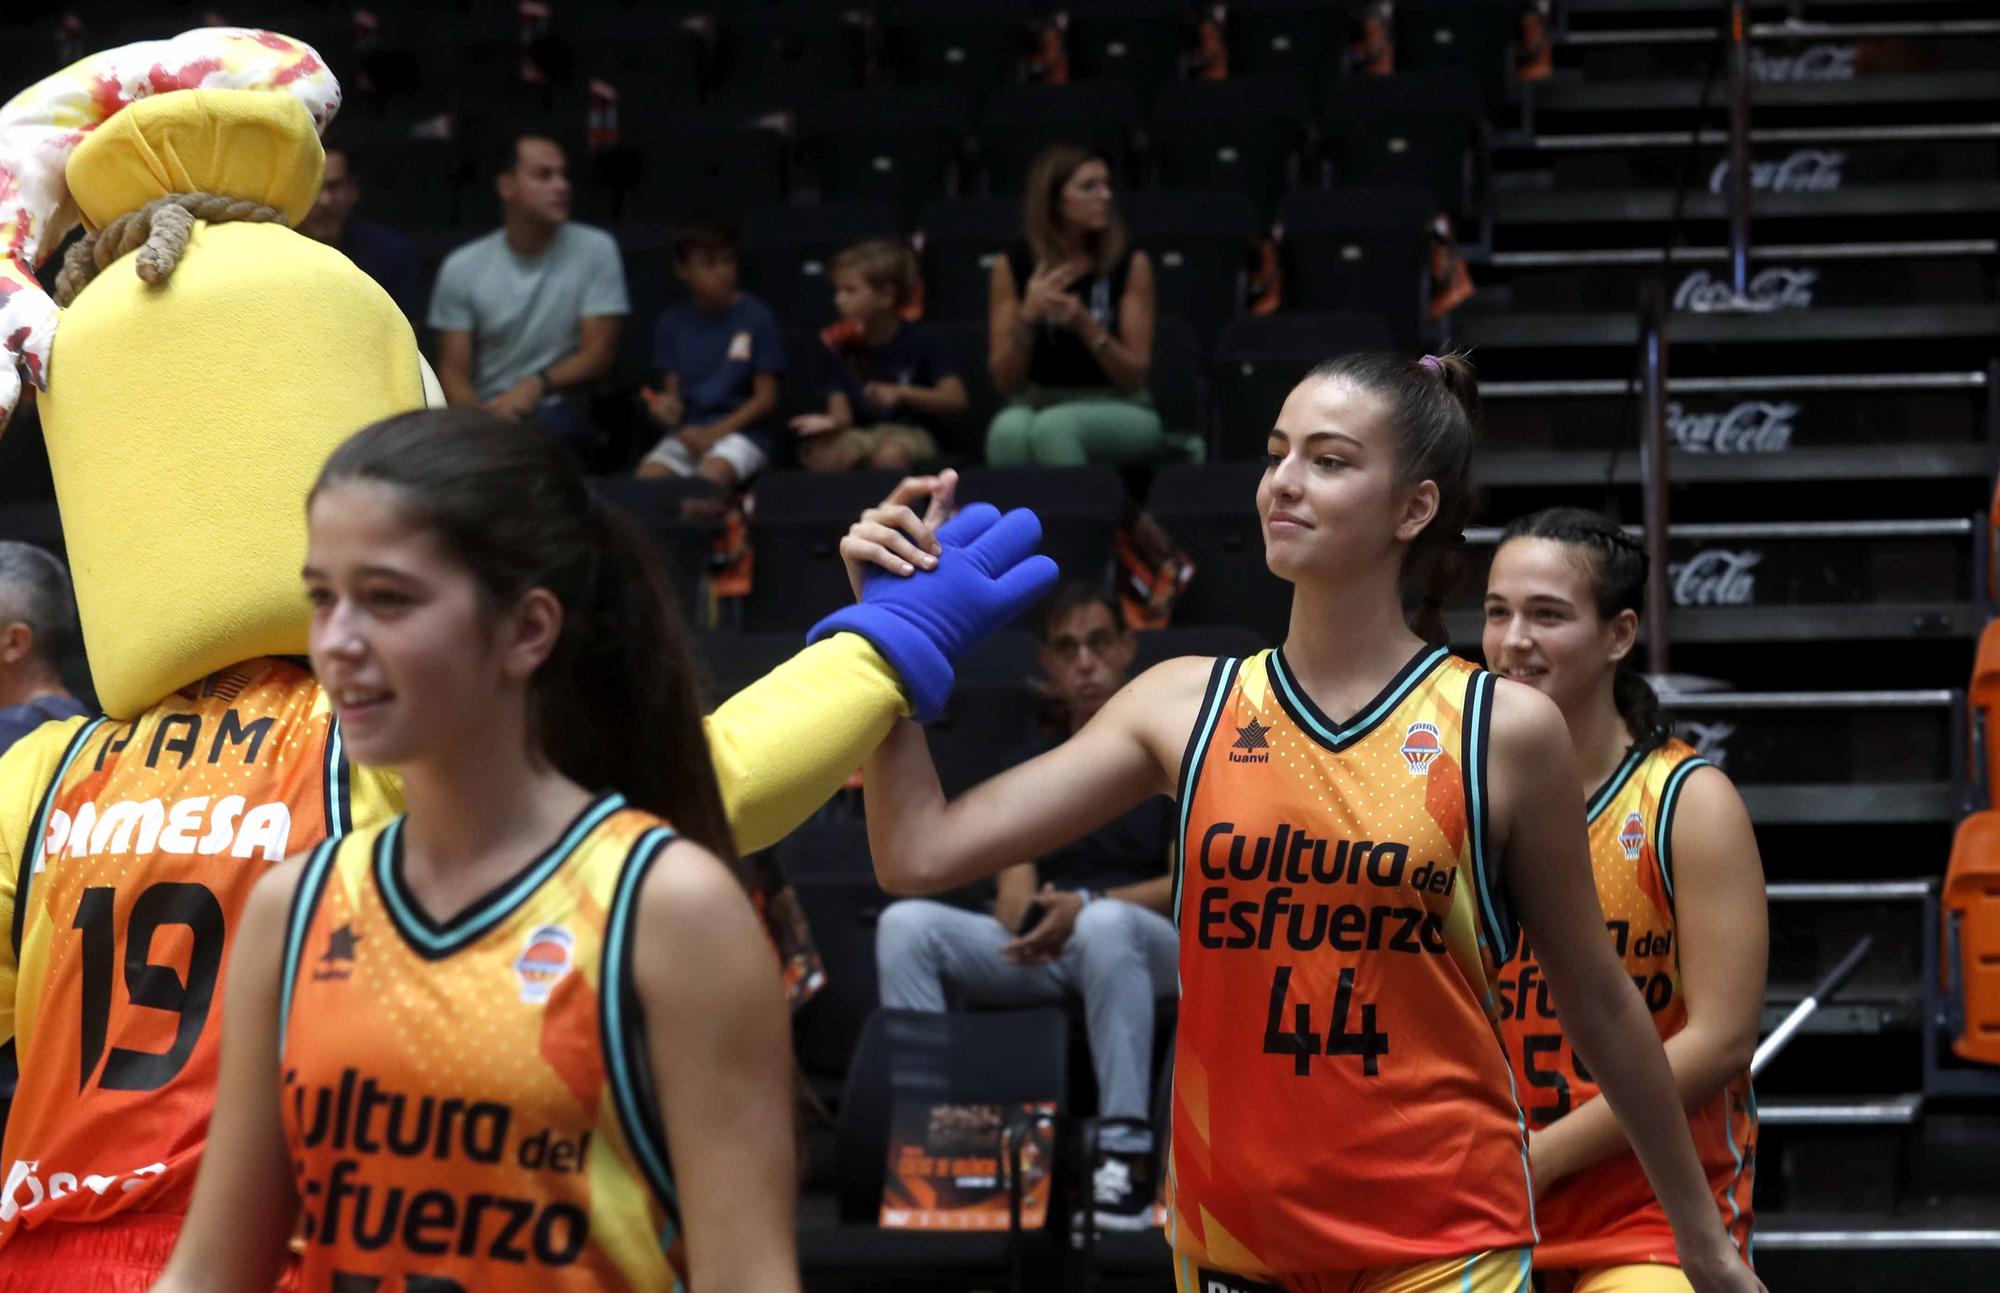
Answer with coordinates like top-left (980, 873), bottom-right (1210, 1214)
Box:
top-left (311, 408), bottom-right (735, 861)
top-left (1305, 350), bottom-right (1482, 645)
top-left (1497, 507), bottom-right (1668, 758)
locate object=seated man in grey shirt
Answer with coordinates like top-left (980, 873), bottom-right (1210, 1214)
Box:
top-left (0, 542), bottom-right (88, 757)
top-left (428, 132), bottom-right (627, 462)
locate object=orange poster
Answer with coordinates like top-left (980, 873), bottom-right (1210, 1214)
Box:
top-left (879, 1101), bottom-right (1058, 1230)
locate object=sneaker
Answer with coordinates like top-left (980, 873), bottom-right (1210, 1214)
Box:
top-left (1079, 1151), bottom-right (1158, 1232)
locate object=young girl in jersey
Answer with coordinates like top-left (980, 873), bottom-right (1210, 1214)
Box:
top-left (1484, 509), bottom-right (1766, 1293)
top-left (850, 354), bottom-right (1764, 1293)
top-left (154, 409), bottom-right (804, 1292)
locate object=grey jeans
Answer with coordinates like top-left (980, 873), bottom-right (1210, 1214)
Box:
top-left (874, 897), bottom-right (1180, 1152)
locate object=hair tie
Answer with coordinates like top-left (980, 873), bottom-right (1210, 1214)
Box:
top-left (1418, 354), bottom-right (1445, 376)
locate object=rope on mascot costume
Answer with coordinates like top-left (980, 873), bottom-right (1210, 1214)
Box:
top-left (0, 26), bottom-right (338, 426)
top-left (53, 192), bottom-right (287, 305)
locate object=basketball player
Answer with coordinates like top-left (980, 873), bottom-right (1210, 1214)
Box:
top-left (1485, 509), bottom-right (1765, 1293)
top-left (156, 411), bottom-right (1024, 1290)
top-left (850, 355), bottom-right (1765, 1293)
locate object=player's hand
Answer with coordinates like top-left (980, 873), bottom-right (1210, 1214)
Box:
top-left (791, 412), bottom-right (840, 438)
top-left (839, 469), bottom-right (958, 602)
top-left (1679, 1238), bottom-right (1766, 1293)
top-left (1002, 885), bottom-right (1082, 964)
top-left (642, 386), bottom-right (684, 428)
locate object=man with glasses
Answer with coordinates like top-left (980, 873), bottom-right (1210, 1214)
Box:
top-left (873, 580), bottom-right (1177, 1231)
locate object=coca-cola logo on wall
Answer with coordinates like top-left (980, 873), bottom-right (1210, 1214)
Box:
top-left (1708, 148), bottom-right (1846, 194)
top-left (1751, 43), bottom-right (1857, 83)
top-left (1667, 400), bottom-right (1797, 454)
top-left (1669, 550), bottom-right (1761, 607)
top-left (1674, 267), bottom-right (1818, 314)
top-left (1678, 720), bottom-right (1736, 768)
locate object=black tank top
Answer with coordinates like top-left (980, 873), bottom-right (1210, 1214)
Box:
top-left (1004, 242), bottom-right (1132, 390)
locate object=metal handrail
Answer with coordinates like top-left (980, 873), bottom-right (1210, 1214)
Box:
top-left (1490, 240), bottom-right (1998, 268)
top-left (1467, 518), bottom-right (1975, 543)
top-left (1767, 880), bottom-right (1934, 901)
top-left (1527, 122), bottom-right (2000, 149)
top-left (1561, 19), bottom-right (2000, 45)
top-left (1725, 0), bottom-right (1752, 297)
top-left (1483, 372), bottom-right (1986, 397)
top-left (1659, 689), bottom-right (1956, 708)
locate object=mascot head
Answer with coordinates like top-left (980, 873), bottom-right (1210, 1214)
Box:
top-left (0, 29), bottom-right (442, 718)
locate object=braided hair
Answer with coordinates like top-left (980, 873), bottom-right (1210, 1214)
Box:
top-left (1496, 507), bottom-right (1666, 757)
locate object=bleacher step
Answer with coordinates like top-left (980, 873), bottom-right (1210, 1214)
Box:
top-left (1760, 1093), bottom-right (1924, 1126)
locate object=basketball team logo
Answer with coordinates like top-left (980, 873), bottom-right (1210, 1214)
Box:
top-left (1619, 812), bottom-right (1647, 861)
top-left (1399, 721), bottom-right (1443, 775)
top-left (514, 925), bottom-right (575, 1004)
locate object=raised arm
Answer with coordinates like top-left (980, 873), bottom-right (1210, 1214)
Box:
top-left (864, 655), bottom-right (1207, 896)
top-left (636, 841), bottom-right (800, 1293)
top-left (152, 861), bottom-right (304, 1293)
top-left (1528, 765), bottom-right (1767, 1193)
top-left (1490, 684), bottom-right (1763, 1293)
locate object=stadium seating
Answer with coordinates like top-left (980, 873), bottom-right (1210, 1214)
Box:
top-left (620, 108), bottom-right (790, 225)
top-left (707, 4), bottom-right (867, 108)
top-left (1943, 812), bottom-right (2000, 1066)
top-left (1276, 186), bottom-right (1436, 352)
top-left (878, 0), bottom-right (1032, 104)
top-left (1222, 0), bottom-right (1345, 87)
top-left (917, 195), bottom-right (1027, 323)
top-left (1209, 311), bottom-right (1396, 460)
top-left (1064, 0), bottom-right (1192, 99)
top-left (800, 88), bottom-right (971, 225)
top-left (1118, 189), bottom-right (1260, 351)
top-left (1319, 69), bottom-right (1485, 228)
top-left (975, 81), bottom-right (1143, 193)
top-left (1149, 77), bottom-right (1312, 224)
top-left (739, 200), bottom-right (901, 332)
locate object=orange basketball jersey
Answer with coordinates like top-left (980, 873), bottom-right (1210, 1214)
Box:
top-left (1495, 740), bottom-right (1756, 1269)
top-left (1168, 648), bottom-right (1536, 1279)
top-left (0, 657), bottom-right (386, 1243)
top-left (279, 794), bottom-right (691, 1291)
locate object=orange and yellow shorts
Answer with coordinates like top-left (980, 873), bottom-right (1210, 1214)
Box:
top-left (1174, 1247), bottom-right (1533, 1293)
top-left (1538, 1265), bottom-right (1693, 1293)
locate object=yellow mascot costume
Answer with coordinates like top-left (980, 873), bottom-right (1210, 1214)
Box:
top-left (0, 28), bottom-right (1051, 1288)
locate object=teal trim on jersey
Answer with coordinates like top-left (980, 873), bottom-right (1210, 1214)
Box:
top-left (602, 826), bottom-right (684, 1235)
top-left (374, 791), bottom-right (626, 958)
top-left (1585, 746), bottom-right (1648, 824)
top-left (11, 716), bottom-right (108, 957)
top-left (1497, 1052), bottom-right (1541, 1248)
top-left (1172, 656), bottom-right (1241, 929)
top-left (1463, 672), bottom-right (1512, 966)
top-left (1653, 757), bottom-right (1712, 910)
top-left (1267, 643), bottom-right (1449, 754)
top-left (322, 717), bottom-right (352, 839)
top-left (278, 838), bottom-right (343, 1054)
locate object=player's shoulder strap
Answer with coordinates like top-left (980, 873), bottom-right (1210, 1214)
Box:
top-left (278, 832), bottom-right (350, 1052)
top-left (1170, 653), bottom-right (1247, 930)
top-left (1649, 743), bottom-right (1714, 914)
top-left (1458, 667), bottom-right (1516, 968)
top-left (9, 715), bottom-right (110, 958)
top-left (598, 823), bottom-right (685, 1242)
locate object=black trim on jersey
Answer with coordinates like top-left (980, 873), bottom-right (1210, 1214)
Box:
top-left (11, 717), bottom-right (107, 957)
top-left (374, 792), bottom-right (625, 960)
top-left (278, 838), bottom-right (344, 1054)
top-left (601, 827), bottom-right (685, 1239)
top-left (1653, 757), bottom-right (1713, 917)
top-left (1585, 746), bottom-right (1649, 825)
top-left (1171, 656), bottom-right (1242, 930)
top-left (321, 717), bottom-right (352, 840)
top-left (1266, 643), bottom-right (1449, 754)
top-left (1462, 671), bottom-right (1516, 967)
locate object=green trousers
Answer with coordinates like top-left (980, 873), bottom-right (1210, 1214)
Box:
top-left (984, 387), bottom-right (1164, 467)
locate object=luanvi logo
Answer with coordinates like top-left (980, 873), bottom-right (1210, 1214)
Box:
top-left (314, 923), bottom-right (361, 982)
top-left (1229, 718), bottom-right (1272, 764)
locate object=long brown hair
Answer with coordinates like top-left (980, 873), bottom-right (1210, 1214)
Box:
top-left (309, 408), bottom-right (735, 862)
top-left (1303, 350), bottom-right (1482, 646)
top-left (1022, 141), bottom-right (1127, 275)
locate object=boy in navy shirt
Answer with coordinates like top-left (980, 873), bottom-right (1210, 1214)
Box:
top-left (639, 219), bottom-right (783, 489)
top-left (791, 239), bottom-right (966, 472)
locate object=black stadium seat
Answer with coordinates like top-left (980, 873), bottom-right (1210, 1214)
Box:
top-left (955, 466), bottom-right (1127, 611)
top-left (1065, 0), bottom-right (1192, 98)
top-left (1149, 76), bottom-right (1312, 223)
top-left (620, 109), bottom-right (790, 225)
top-left (1320, 69), bottom-right (1485, 225)
top-left (917, 195), bottom-right (1025, 323)
top-left (739, 200), bottom-right (902, 332)
top-left (879, 0), bottom-right (1034, 105)
top-left (744, 470), bottom-right (908, 632)
top-left (929, 319), bottom-right (1005, 457)
top-left (1276, 187), bottom-right (1435, 352)
top-left (565, 12), bottom-right (706, 113)
top-left (1224, 0), bottom-right (1345, 87)
top-left (1148, 315), bottom-right (1207, 448)
top-left (1147, 462), bottom-right (1290, 642)
top-left (707, 4), bottom-right (867, 107)
top-left (801, 88), bottom-right (971, 225)
top-left (1392, 0), bottom-right (1513, 115)
top-left (976, 81), bottom-right (1143, 194)
top-left (1120, 189), bottom-right (1261, 350)
top-left (1209, 310), bottom-right (1394, 458)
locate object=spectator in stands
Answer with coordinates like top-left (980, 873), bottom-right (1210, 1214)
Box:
top-left (638, 219), bottom-right (782, 490)
top-left (300, 140), bottom-right (422, 323)
top-left (0, 542), bottom-right (87, 754)
top-left (792, 239), bottom-right (967, 472)
top-left (873, 580), bottom-right (1176, 1230)
top-left (428, 133), bottom-right (627, 462)
top-left (986, 143), bottom-right (1161, 467)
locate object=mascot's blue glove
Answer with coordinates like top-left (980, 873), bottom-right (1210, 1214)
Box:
top-left (808, 502), bottom-right (1060, 723)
